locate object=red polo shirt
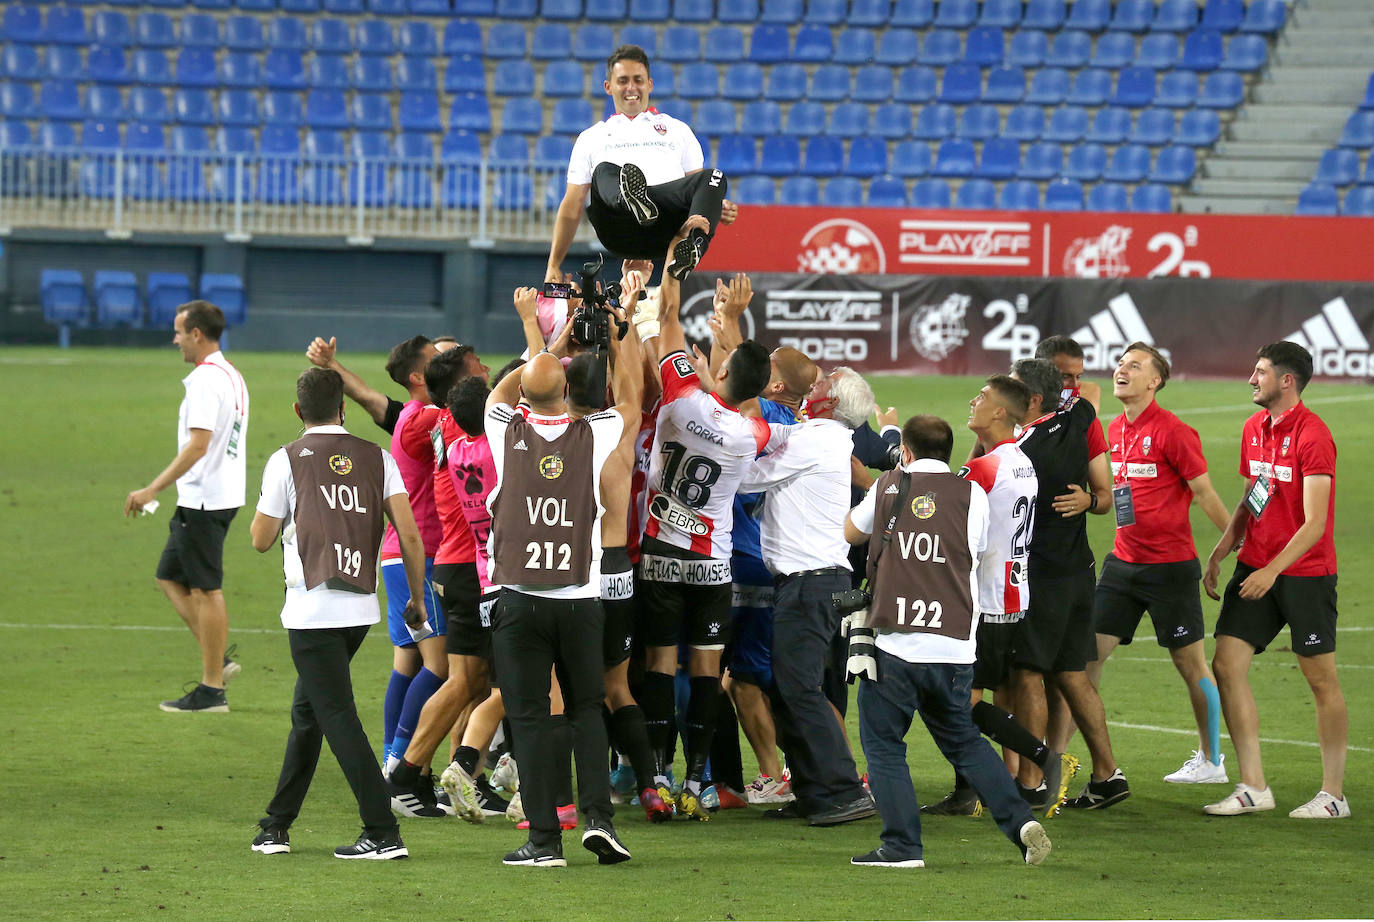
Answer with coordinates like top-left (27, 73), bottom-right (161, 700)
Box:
top-left (1108, 400), bottom-right (1208, 564)
top-left (1237, 402), bottom-right (1337, 577)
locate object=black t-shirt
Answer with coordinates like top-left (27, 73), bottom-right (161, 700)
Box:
top-left (1018, 399), bottom-right (1102, 579)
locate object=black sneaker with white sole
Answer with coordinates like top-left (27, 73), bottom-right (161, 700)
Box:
top-left (475, 774), bottom-right (511, 818)
top-left (1017, 780), bottom-right (1049, 810)
top-left (851, 847), bottom-right (925, 868)
top-left (667, 233), bottom-right (704, 281)
top-left (581, 822), bottom-right (631, 865)
top-left (159, 683), bottom-right (228, 713)
top-left (1063, 768), bottom-right (1131, 810)
top-left (251, 826), bottom-right (290, 855)
top-left (334, 832), bottom-right (408, 860)
top-left (389, 776), bottom-right (450, 818)
top-left (503, 840), bottom-right (566, 868)
top-left (618, 163), bottom-right (658, 226)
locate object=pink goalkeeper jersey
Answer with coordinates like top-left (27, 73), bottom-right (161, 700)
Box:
top-left (959, 438), bottom-right (1038, 617)
top-left (381, 400), bottom-right (442, 560)
top-left (446, 431), bottom-right (497, 589)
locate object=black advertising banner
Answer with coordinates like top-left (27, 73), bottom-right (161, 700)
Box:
top-left (677, 275), bottom-right (1374, 381)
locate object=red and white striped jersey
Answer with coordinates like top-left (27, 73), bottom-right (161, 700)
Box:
top-left (644, 352), bottom-right (770, 560)
top-left (627, 405), bottom-right (658, 564)
top-left (959, 439), bottom-right (1038, 617)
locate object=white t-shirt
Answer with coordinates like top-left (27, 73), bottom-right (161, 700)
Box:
top-left (257, 426), bottom-right (405, 630)
top-left (958, 438), bottom-right (1038, 619)
top-left (176, 350), bottom-right (249, 511)
top-left (567, 109), bottom-right (704, 187)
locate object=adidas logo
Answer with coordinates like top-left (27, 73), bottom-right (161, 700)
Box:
top-left (1068, 293), bottom-right (1169, 372)
top-left (884, 484), bottom-right (899, 495)
top-left (513, 439), bottom-right (528, 451)
top-left (298, 447), bottom-right (314, 457)
top-left (1285, 297), bottom-right (1371, 378)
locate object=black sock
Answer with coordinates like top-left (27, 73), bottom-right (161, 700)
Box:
top-left (684, 676), bottom-right (722, 784)
top-left (972, 700), bottom-right (1049, 767)
top-left (639, 671), bottom-right (675, 779)
top-left (609, 704), bottom-right (657, 793)
top-left (551, 714), bottom-right (575, 805)
top-left (953, 771), bottom-right (973, 795)
top-left (390, 759), bottom-right (421, 788)
top-left (709, 689), bottom-right (745, 792)
top-left (455, 745), bottom-right (481, 777)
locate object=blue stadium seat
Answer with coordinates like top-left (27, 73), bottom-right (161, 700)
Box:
top-left (1182, 30), bottom-right (1223, 70)
top-left (1087, 181), bottom-right (1129, 211)
top-left (1026, 67), bottom-right (1070, 104)
top-left (934, 0), bottom-right (977, 29)
top-left (282, 0), bottom-right (324, 9)
top-left (3, 5), bottom-right (45, 44)
top-left (41, 81), bottom-right (83, 121)
top-left (551, 98), bottom-right (591, 134)
top-left (217, 89), bottom-right (258, 127)
top-left (1019, 141), bottom-right (1063, 179)
top-left (1114, 66), bottom-right (1157, 107)
top-left (130, 87), bottom-right (169, 123)
top-left (1, 83), bottom-right (37, 120)
top-left (494, 59), bottom-right (535, 97)
top-left (766, 63), bottom-right (806, 101)
top-left (82, 117), bottom-right (122, 150)
top-left (502, 97), bottom-right (543, 135)
top-left (1000, 179), bottom-right (1041, 210)
top-left (216, 125), bottom-right (258, 154)
top-left (1198, 71), bottom-right (1243, 108)
top-left (749, 24), bottom-right (790, 63)
top-left (307, 89), bottom-right (350, 130)
top-left (792, 23), bottom-right (833, 62)
top-left (441, 128), bottom-right (482, 162)
top-left (660, 25), bottom-right (701, 62)
top-left (674, 0), bottom-right (715, 23)
top-left (543, 0), bottom-right (583, 19)
top-left (134, 16), bottom-right (177, 52)
top-left (38, 122), bottom-right (77, 150)
top-left (50, 6), bottom-right (90, 45)
top-left (1092, 32), bottom-right (1135, 69)
top-left (1202, 0), bottom-right (1244, 33)
top-left (706, 26), bottom-right (748, 63)
top-left (984, 66), bottom-right (1026, 103)
top-left (865, 175), bottom-right (906, 206)
top-left (130, 50), bottom-right (171, 86)
top-left (527, 24), bottom-right (571, 60)
top-left (977, 137), bottom-right (1020, 179)
top-left (829, 102), bottom-right (869, 137)
top-left (486, 23), bottom-right (526, 58)
top-left (534, 133), bottom-right (573, 166)
top-left (876, 29), bottom-right (920, 66)
top-left (980, 0), bottom-right (1023, 28)
top-left (586, 0), bottom-right (627, 20)
top-left (311, 19), bottom-right (352, 54)
top-left (1341, 186), bottom-right (1374, 217)
top-left (1048, 30), bottom-right (1091, 68)
top-left (958, 104), bottom-right (1001, 140)
top-left (939, 63), bottom-right (981, 104)
top-left (2, 45), bottom-right (40, 81)
top-left (910, 177), bottom-right (950, 208)
top-left (1132, 107), bottom-right (1175, 145)
top-left (890, 140), bottom-right (931, 177)
top-left (740, 100), bottom-right (782, 137)
top-left (452, 0), bottom-right (495, 12)
top-left (89, 45), bottom-right (130, 85)
top-left (302, 132), bottom-right (342, 160)
top-left (956, 178), bottom-right (997, 209)
top-left (760, 135), bottom-right (801, 176)
top-left (803, 0), bottom-right (847, 25)
top-left (574, 24), bottom-right (615, 61)
top-left (723, 62), bottom-right (764, 100)
top-left (174, 89), bottom-right (214, 126)
top-left (255, 158), bottom-right (299, 204)
top-left (440, 163), bottom-right (481, 209)
top-left (1068, 68), bottom-right (1113, 106)
top-left (497, 0), bottom-right (539, 16)
top-left (1044, 177), bottom-right (1084, 210)
top-left (1340, 111), bottom-right (1374, 149)
top-left (810, 64), bottom-right (850, 102)
top-left (895, 65), bottom-right (938, 103)
top-left (919, 29), bottom-right (962, 66)
top-left (312, 54), bottom-right (351, 90)
top-left (849, 0), bottom-right (889, 26)
top-left (1111, 0), bottom-right (1153, 33)
top-left (219, 52), bottom-right (261, 89)
top-left (890, 0), bottom-right (934, 29)
top-left (353, 56), bottom-right (393, 92)
top-left (782, 101), bottom-right (825, 135)
top-left (397, 58), bottom-right (436, 92)
top-left (126, 156), bottom-right (167, 204)
top-left (821, 176), bottom-right (863, 207)
top-left (263, 91), bottom-right (303, 126)
top-left (399, 22), bottom-right (438, 59)
top-left (41, 270), bottom-right (89, 328)
top-left (1004, 104), bottom-right (1044, 140)
top-left (914, 102), bottom-right (957, 139)
top-left (870, 102), bottom-right (912, 138)
top-left (1314, 148), bottom-right (1360, 186)
top-left (801, 136), bottom-right (844, 175)
top-left (932, 138), bottom-right (975, 177)
top-left (1138, 33), bottom-right (1180, 70)
top-left (846, 136), bottom-right (887, 177)
top-left (266, 51), bottom-right (306, 91)
top-left (43, 43), bottom-right (85, 81)
top-left (490, 132), bottom-right (529, 165)
top-left (1064, 142), bottom-right (1107, 180)
top-left (444, 20), bottom-right (483, 57)
top-left (1023, 0), bottom-right (1066, 31)
top-left (733, 174), bottom-right (774, 205)
top-left (656, 97), bottom-right (691, 123)
top-left (1221, 34), bottom-right (1267, 72)
top-left (716, 133), bottom-right (759, 174)
top-left (146, 274), bottom-right (193, 327)
top-left (1176, 108), bottom-right (1219, 146)
top-left (719, 0), bottom-right (761, 24)
top-left (834, 29), bottom-right (877, 66)
top-left (358, 20), bottom-right (395, 56)
top-left (1156, 70), bottom-right (1198, 108)
top-left (370, 0), bottom-right (408, 17)
top-left (1007, 30), bottom-right (1048, 68)
top-left (1103, 143), bottom-right (1151, 182)
top-left (779, 175), bottom-right (819, 205)
top-left (225, 16), bottom-right (264, 51)
top-left (1087, 106), bottom-right (1131, 144)
top-left (964, 26), bottom-right (1005, 66)
top-left (1064, 0), bottom-right (1110, 32)
top-left (697, 99), bottom-right (738, 137)
top-left (323, 0), bottom-right (364, 11)
top-left (92, 11), bottom-right (132, 47)
top-left (680, 62), bottom-right (720, 99)
top-left (853, 65), bottom-right (895, 102)
top-left (1153, 0), bottom-right (1198, 33)
top-left (398, 91), bottom-right (440, 132)
top-left (1043, 105), bottom-right (1088, 142)
top-left (269, 17), bottom-right (309, 51)
top-left (651, 63), bottom-right (676, 97)
top-left (200, 275), bottom-right (246, 327)
top-left (1239, 0), bottom-right (1286, 35)
top-left (95, 271), bottom-right (141, 328)
top-left (1295, 183), bottom-right (1338, 216)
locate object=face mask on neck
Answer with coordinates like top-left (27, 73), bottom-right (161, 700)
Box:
top-left (1058, 385), bottom-right (1079, 410)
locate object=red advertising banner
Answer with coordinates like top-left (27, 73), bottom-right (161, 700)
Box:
top-left (700, 207), bottom-right (1374, 283)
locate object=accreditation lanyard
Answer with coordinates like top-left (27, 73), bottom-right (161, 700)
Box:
top-left (1245, 411), bottom-right (1289, 519)
top-left (1111, 419), bottom-right (1146, 527)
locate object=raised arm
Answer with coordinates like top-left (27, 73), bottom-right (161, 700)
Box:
top-left (513, 285), bottom-right (545, 357)
top-left (710, 273), bottom-right (751, 378)
top-left (656, 229), bottom-right (690, 359)
top-left (546, 183), bottom-right (590, 283)
top-left (306, 336), bottom-right (392, 427)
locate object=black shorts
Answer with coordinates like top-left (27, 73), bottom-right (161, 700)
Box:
top-left (155, 506), bottom-right (236, 591)
top-left (1013, 565), bottom-right (1098, 674)
top-left (601, 548), bottom-right (635, 668)
top-left (435, 562), bottom-right (492, 659)
top-left (637, 538), bottom-right (732, 649)
top-left (1215, 562), bottom-right (1338, 656)
top-left (1093, 553), bottom-right (1206, 649)
top-left (973, 618), bottom-right (1020, 690)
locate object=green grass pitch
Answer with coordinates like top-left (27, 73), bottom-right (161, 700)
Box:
top-left (1, 346), bottom-right (1369, 920)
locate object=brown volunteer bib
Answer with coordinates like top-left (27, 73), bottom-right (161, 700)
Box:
top-left (285, 432), bottom-right (386, 594)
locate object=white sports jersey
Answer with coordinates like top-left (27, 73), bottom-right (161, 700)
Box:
top-left (177, 350), bottom-right (249, 511)
top-left (567, 110), bottom-right (703, 187)
top-left (643, 352), bottom-right (770, 561)
top-left (958, 439), bottom-right (1037, 618)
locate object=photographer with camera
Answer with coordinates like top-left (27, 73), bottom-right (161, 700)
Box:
top-left (842, 415), bottom-right (1051, 870)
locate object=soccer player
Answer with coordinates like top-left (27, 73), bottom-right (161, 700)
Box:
top-left (1036, 335), bottom-right (1102, 412)
top-left (1204, 342), bottom-right (1349, 819)
top-left (547, 45), bottom-right (737, 282)
top-left (1091, 344), bottom-right (1232, 784)
top-left (126, 300), bottom-right (249, 713)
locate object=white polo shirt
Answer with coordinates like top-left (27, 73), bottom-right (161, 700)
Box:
top-left (257, 426), bottom-right (406, 630)
top-left (176, 350), bottom-right (249, 511)
top-left (567, 109), bottom-right (704, 187)
top-left (738, 418), bottom-right (854, 577)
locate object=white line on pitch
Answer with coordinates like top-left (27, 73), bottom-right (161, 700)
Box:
top-left (1107, 720), bottom-right (1373, 754)
top-left (1177, 393), bottom-right (1374, 415)
top-left (1114, 655), bottom-right (1373, 671)
top-left (0, 621), bottom-right (281, 635)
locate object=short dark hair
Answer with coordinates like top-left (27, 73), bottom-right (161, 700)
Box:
top-left (297, 367), bottom-right (344, 424)
top-left (722, 340), bottom-right (772, 406)
top-left (177, 300), bottom-right (225, 341)
top-left (607, 44), bottom-right (651, 80)
top-left (1257, 340), bottom-right (1313, 393)
top-left (491, 358), bottom-right (526, 388)
top-left (446, 375), bottom-right (490, 438)
top-left (901, 414), bottom-right (954, 463)
top-left (985, 373), bottom-right (1032, 423)
top-left (385, 335), bottom-right (432, 388)
top-left (1121, 341), bottom-right (1171, 391)
top-left (1035, 335), bottom-right (1083, 361)
top-left (424, 346), bottom-right (472, 406)
top-left (566, 352), bottom-right (606, 412)
top-left (1012, 358), bottom-right (1060, 413)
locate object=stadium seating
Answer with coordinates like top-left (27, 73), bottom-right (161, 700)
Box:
top-left (95, 270), bottom-right (142, 328)
top-left (42, 269), bottom-right (90, 329)
top-left (147, 273), bottom-right (193, 327)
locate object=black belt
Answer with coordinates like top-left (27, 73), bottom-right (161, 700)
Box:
top-left (776, 566), bottom-right (848, 584)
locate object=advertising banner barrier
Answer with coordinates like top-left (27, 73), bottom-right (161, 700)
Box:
top-left (677, 274), bottom-right (1374, 381)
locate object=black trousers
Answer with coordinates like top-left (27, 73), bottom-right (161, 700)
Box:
top-left (587, 162), bottom-right (728, 259)
top-left (492, 590), bottom-right (613, 848)
top-left (769, 569), bottom-right (866, 814)
top-left (263, 625), bottom-right (396, 838)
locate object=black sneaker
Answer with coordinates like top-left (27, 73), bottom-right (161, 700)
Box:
top-left (502, 840), bottom-right (566, 868)
top-left (251, 826), bottom-right (290, 855)
top-left (920, 790), bottom-right (983, 816)
top-left (618, 162), bottom-right (658, 226)
top-left (475, 774), bottom-right (511, 818)
top-left (159, 683), bottom-right (228, 713)
top-left (1017, 780), bottom-right (1049, 810)
top-left (666, 233), bottom-right (704, 281)
top-left (334, 832), bottom-right (408, 860)
top-left (1063, 769), bottom-right (1131, 810)
top-left (851, 847), bottom-right (925, 868)
top-left (389, 776), bottom-right (450, 818)
top-left (581, 822), bottom-right (632, 865)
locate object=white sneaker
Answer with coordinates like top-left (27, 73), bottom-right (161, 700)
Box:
top-left (506, 790), bottom-right (526, 824)
top-left (1204, 783), bottom-right (1275, 816)
top-left (1018, 820), bottom-right (1052, 866)
top-left (439, 761), bottom-right (482, 822)
top-left (745, 772), bottom-right (796, 804)
top-left (1164, 751), bottom-right (1229, 784)
top-left (491, 751), bottom-right (519, 793)
top-left (1288, 791), bottom-right (1351, 819)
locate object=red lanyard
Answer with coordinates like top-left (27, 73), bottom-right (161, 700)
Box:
top-left (1114, 419), bottom-right (1145, 485)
